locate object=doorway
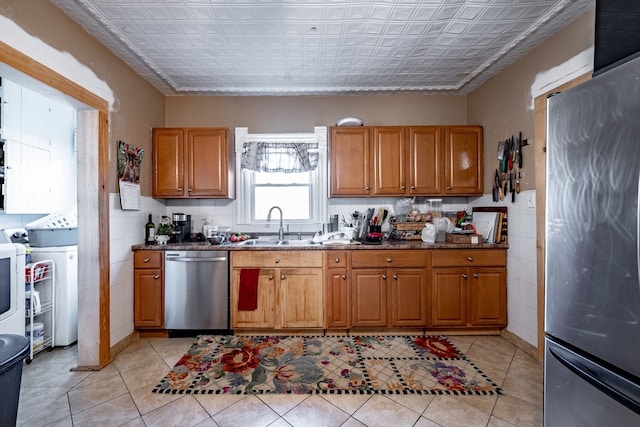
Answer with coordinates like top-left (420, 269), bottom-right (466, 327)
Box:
top-left (1, 41), bottom-right (111, 368)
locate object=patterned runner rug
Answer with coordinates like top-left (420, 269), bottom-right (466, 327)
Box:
top-left (152, 335), bottom-right (502, 395)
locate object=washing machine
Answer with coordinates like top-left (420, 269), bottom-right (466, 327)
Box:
top-left (0, 242), bottom-right (26, 336)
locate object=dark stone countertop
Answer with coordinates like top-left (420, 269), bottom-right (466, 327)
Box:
top-left (132, 239), bottom-right (508, 251)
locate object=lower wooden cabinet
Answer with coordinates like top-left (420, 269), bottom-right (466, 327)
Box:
top-left (325, 251), bottom-right (351, 328)
top-left (430, 250), bottom-right (506, 328)
top-left (133, 251), bottom-right (164, 328)
top-left (231, 251), bottom-right (324, 329)
top-left (350, 250), bottom-right (428, 328)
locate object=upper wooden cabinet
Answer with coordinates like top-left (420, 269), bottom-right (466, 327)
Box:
top-left (329, 125), bottom-right (481, 197)
top-left (329, 126), bottom-right (371, 196)
top-left (152, 127), bottom-right (233, 198)
top-left (444, 126), bottom-right (483, 195)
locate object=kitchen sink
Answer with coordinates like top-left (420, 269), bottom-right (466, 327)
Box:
top-left (237, 239), bottom-right (316, 246)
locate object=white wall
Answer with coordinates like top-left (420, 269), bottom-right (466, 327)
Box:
top-left (470, 190), bottom-right (537, 345)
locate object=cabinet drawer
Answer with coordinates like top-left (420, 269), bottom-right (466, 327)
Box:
top-left (325, 251), bottom-right (349, 268)
top-left (134, 251), bottom-right (163, 269)
top-left (351, 250), bottom-right (427, 268)
top-left (232, 251), bottom-right (323, 268)
top-left (431, 250), bottom-right (506, 267)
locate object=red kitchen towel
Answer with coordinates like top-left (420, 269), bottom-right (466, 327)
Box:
top-left (238, 268), bottom-right (260, 311)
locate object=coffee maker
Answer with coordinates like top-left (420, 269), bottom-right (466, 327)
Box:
top-left (172, 213), bottom-right (191, 243)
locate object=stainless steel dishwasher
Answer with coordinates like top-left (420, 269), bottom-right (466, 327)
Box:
top-left (164, 250), bottom-right (229, 331)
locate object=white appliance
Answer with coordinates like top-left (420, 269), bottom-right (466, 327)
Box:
top-left (30, 245), bottom-right (77, 346)
top-left (0, 243), bottom-right (26, 335)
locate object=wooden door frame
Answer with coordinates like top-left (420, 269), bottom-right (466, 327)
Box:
top-left (533, 72), bottom-right (591, 360)
top-left (0, 41), bottom-right (111, 368)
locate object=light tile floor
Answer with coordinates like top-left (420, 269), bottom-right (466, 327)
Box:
top-left (17, 335), bottom-right (543, 427)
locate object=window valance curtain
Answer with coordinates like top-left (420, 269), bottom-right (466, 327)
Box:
top-left (241, 141), bottom-right (318, 173)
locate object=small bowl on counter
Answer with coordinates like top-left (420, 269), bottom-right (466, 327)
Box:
top-left (208, 235), bottom-right (226, 245)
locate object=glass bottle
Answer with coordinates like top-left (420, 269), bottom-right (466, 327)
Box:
top-left (145, 213), bottom-right (155, 244)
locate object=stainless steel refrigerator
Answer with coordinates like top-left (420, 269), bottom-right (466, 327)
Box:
top-left (545, 55), bottom-right (640, 425)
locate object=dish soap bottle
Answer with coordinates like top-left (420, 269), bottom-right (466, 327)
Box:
top-left (145, 213), bottom-right (155, 244)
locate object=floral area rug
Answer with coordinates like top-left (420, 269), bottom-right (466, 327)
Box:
top-left (152, 335), bottom-right (502, 396)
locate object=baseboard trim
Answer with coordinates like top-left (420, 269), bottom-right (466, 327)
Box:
top-left (501, 329), bottom-right (541, 363)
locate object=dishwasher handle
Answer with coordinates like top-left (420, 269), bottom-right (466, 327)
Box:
top-left (166, 256), bottom-right (228, 262)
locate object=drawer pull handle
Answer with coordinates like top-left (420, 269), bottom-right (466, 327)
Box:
top-left (462, 274), bottom-right (468, 280)
top-left (335, 257), bottom-right (340, 263)
top-left (154, 274), bottom-right (160, 279)
top-left (143, 258), bottom-right (150, 263)
top-left (387, 258), bottom-right (392, 263)
top-left (382, 275), bottom-right (387, 280)
top-left (467, 256), bottom-right (474, 262)
top-left (473, 273), bottom-right (479, 279)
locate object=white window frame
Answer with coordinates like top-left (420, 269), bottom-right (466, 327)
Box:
top-left (235, 127), bottom-right (328, 227)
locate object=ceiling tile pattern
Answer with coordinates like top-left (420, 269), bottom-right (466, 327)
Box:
top-left (51, 0), bottom-right (594, 96)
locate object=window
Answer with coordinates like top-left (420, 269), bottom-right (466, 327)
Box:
top-left (235, 127), bottom-right (327, 227)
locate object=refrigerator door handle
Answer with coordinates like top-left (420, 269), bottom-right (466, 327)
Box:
top-left (637, 172), bottom-right (640, 290)
top-left (549, 344), bottom-right (640, 415)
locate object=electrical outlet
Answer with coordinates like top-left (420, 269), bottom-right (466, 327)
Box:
top-left (527, 193), bottom-right (536, 208)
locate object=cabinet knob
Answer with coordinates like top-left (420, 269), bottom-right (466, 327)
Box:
top-left (386, 258), bottom-right (392, 263)
top-left (178, 187), bottom-right (183, 192)
top-left (382, 275), bottom-right (387, 280)
top-left (366, 186), bottom-right (370, 191)
top-left (269, 274), bottom-right (274, 280)
top-left (446, 186), bottom-right (452, 190)
top-left (462, 274), bottom-right (468, 280)
top-left (393, 274), bottom-right (398, 280)
top-left (401, 185), bottom-right (406, 190)
top-left (473, 273), bottom-right (479, 279)
top-left (275, 258), bottom-right (280, 264)
top-left (187, 188), bottom-right (192, 192)
top-left (143, 258), bottom-right (150, 263)
top-left (154, 274), bottom-right (160, 279)
top-left (342, 275), bottom-right (346, 280)
top-left (466, 256), bottom-right (474, 262)
top-left (411, 185), bottom-right (415, 189)
top-left (335, 257), bottom-right (340, 263)
top-left (281, 274), bottom-right (285, 280)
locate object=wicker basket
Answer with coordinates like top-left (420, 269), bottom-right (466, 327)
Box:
top-left (391, 222), bottom-right (426, 240)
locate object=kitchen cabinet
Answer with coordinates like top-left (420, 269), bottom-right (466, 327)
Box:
top-left (325, 251), bottom-right (351, 328)
top-left (231, 251), bottom-right (324, 329)
top-left (351, 250), bottom-right (428, 328)
top-left (152, 127), bottom-right (232, 198)
top-left (133, 251), bottom-right (164, 328)
top-left (329, 126), bottom-right (371, 196)
top-left (329, 125), bottom-right (480, 197)
top-left (372, 126), bottom-right (443, 196)
top-left (430, 249), bottom-right (506, 328)
top-left (444, 126), bottom-right (483, 195)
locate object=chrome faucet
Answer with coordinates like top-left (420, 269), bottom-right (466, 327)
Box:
top-left (267, 206), bottom-right (285, 241)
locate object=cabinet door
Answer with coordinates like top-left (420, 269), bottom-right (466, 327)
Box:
top-left (329, 127), bottom-right (370, 196)
top-left (231, 268), bottom-right (277, 328)
top-left (326, 268), bottom-right (350, 328)
top-left (390, 268), bottom-right (428, 327)
top-left (351, 269), bottom-right (387, 327)
top-left (431, 268), bottom-right (467, 327)
top-left (134, 269), bottom-right (163, 328)
top-left (372, 127), bottom-right (406, 195)
top-left (444, 126), bottom-right (483, 195)
top-left (469, 267), bottom-right (507, 326)
top-left (187, 128), bottom-right (229, 197)
top-left (153, 128), bottom-right (186, 197)
top-left (280, 268), bottom-right (324, 328)
top-left (408, 127), bottom-right (443, 195)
